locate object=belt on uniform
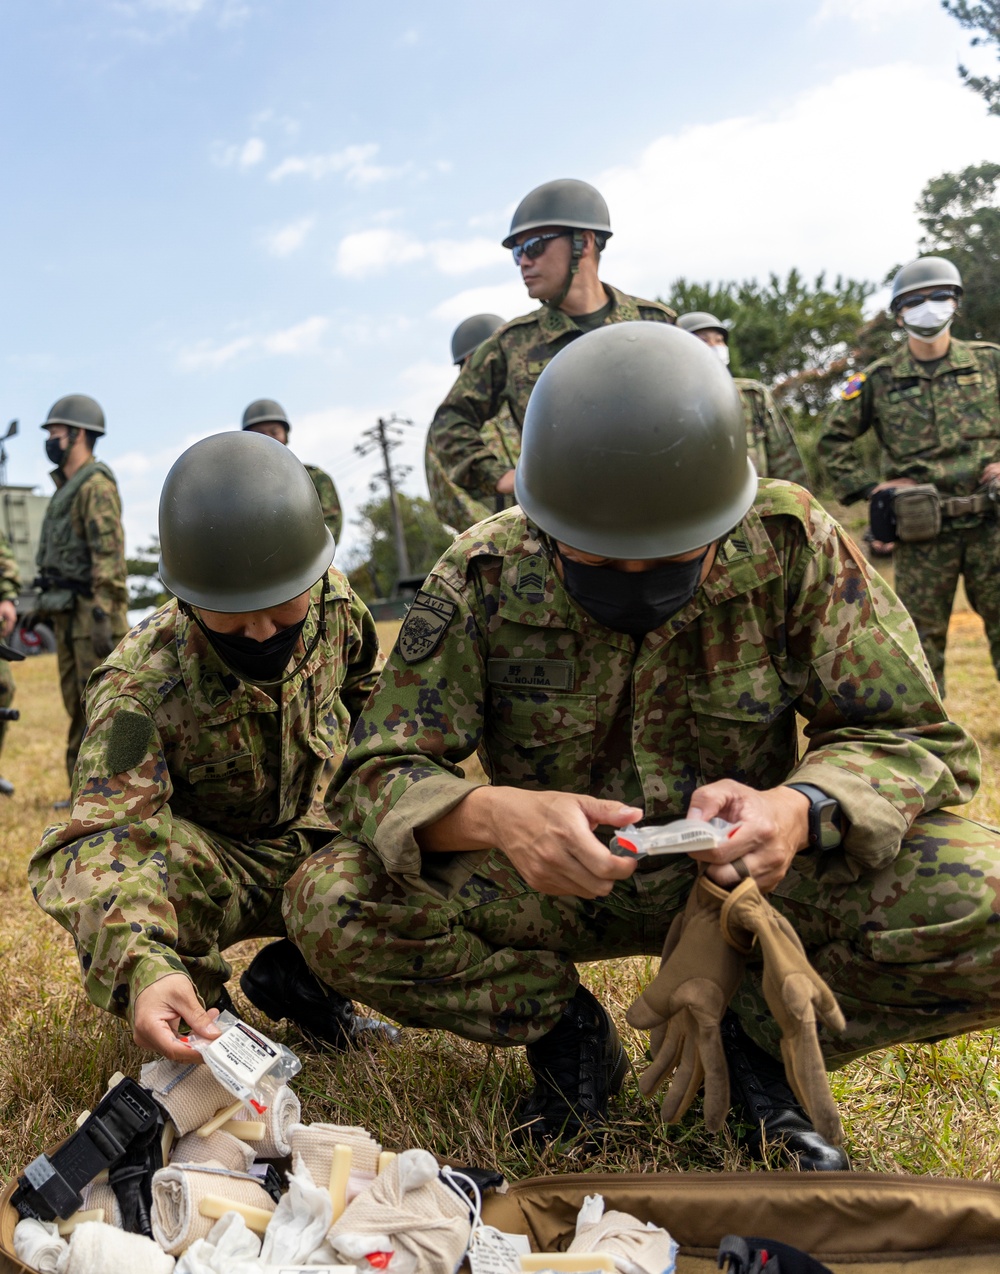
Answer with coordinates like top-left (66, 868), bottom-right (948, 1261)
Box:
top-left (939, 492), bottom-right (994, 518)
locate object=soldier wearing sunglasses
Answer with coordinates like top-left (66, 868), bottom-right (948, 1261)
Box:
top-left (427, 178), bottom-right (675, 512)
top-left (819, 257), bottom-right (1000, 694)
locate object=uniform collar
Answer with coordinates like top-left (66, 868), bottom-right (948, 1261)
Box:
top-left (176, 571), bottom-right (343, 725)
top-left (535, 283), bottom-right (637, 345)
top-left (892, 336), bottom-right (974, 378)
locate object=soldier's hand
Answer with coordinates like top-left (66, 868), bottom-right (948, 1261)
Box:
top-left (133, 973), bottom-right (223, 1061)
top-left (495, 468), bottom-right (516, 495)
top-left (870, 477), bottom-right (917, 494)
top-left (0, 601), bottom-right (15, 639)
top-left (980, 461), bottom-right (1000, 486)
top-left (687, 779), bottom-right (809, 892)
top-left (91, 606), bottom-right (116, 659)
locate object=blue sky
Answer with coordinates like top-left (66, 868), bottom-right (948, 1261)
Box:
top-left (2, 0), bottom-right (999, 566)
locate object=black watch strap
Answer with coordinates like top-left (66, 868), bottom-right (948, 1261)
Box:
top-left (785, 782), bottom-right (844, 852)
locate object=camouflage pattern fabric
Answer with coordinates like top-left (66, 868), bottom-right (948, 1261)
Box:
top-left (284, 483), bottom-right (995, 1060)
top-left (427, 285), bottom-right (676, 503)
top-left (425, 405), bottom-right (521, 533)
top-left (818, 339), bottom-right (1000, 688)
top-left (28, 569), bottom-right (382, 1023)
top-left (0, 528), bottom-right (19, 758)
top-left (734, 379), bottom-right (809, 486)
top-left (305, 463), bottom-right (343, 546)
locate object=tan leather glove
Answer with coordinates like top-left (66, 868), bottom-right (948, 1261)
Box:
top-left (626, 876), bottom-right (751, 1131)
top-left (721, 878), bottom-right (846, 1145)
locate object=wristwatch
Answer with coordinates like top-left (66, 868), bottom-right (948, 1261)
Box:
top-left (784, 782), bottom-right (844, 852)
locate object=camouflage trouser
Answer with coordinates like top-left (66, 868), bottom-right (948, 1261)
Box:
top-left (53, 603), bottom-right (127, 783)
top-left (0, 655), bottom-right (12, 760)
top-left (894, 518), bottom-right (1000, 695)
top-left (283, 810), bottom-right (1000, 1067)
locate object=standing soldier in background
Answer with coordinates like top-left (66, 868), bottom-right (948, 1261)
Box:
top-left (677, 311), bottom-right (809, 485)
top-left (819, 257), bottom-right (1000, 694)
top-left (35, 395), bottom-right (128, 801)
top-left (425, 314), bottom-right (521, 532)
top-left (0, 527), bottom-right (20, 796)
top-left (242, 399), bottom-right (343, 546)
top-left (428, 178), bottom-right (675, 507)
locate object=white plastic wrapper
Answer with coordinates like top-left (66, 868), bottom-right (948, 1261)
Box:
top-left (186, 1012), bottom-right (300, 1112)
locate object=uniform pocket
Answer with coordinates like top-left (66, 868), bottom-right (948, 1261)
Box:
top-left (688, 657), bottom-right (797, 786)
top-left (487, 688), bottom-right (596, 787)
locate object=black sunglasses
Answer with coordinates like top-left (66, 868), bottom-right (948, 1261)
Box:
top-left (512, 230), bottom-right (572, 266)
top-left (896, 289), bottom-right (958, 311)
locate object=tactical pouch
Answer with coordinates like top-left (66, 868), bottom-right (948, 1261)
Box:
top-left (868, 490), bottom-right (897, 543)
top-left (892, 484), bottom-right (941, 542)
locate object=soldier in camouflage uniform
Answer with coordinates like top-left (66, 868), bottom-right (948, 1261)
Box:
top-left (242, 398), bottom-right (344, 545)
top-left (285, 324), bottom-right (999, 1169)
top-left (34, 395), bottom-right (129, 793)
top-left (677, 311), bottom-right (809, 485)
top-left (425, 314), bottom-right (522, 532)
top-left (428, 179), bottom-right (675, 508)
top-left (819, 257), bottom-right (1000, 694)
top-left (0, 526), bottom-right (20, 795)
top-left (29, 433), bottom-right (385, 1061)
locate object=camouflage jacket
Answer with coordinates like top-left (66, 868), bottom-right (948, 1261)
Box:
top-left (735, 379), bottom-right (809, 486)
top-left (39, 457), bottom-right (128, 617)
top-left (331, 481), bottom-right (977, 896)
top-left (428, 284), bottom-right (676, 501)
top-left (818, 338), bottom-right (1000, 503)
top-left (29, 569), bottom-right (382, 1012)
top-left (0, 528), bottom-right (19, 603)
top-left (425, 404), bottom-right (521, 533)
top-left (306, 463), bottom-right (343, 545)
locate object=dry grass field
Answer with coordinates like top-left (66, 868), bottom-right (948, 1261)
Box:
top-left (0, 605), bottom-right (998, 1197)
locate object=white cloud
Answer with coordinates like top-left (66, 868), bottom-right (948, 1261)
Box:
top-left (596, 63), bottom-right (1000, 298)
top-left (335, 229), bottom-right (500, 279)
top-left (213, 136), bottom-right (266, 169)
top-left (178, 316), bottom-right (329, 370)
top-left (815, 0), bottom-right (926, 30)
top-left (264, 214), bottom-right (316, 257)
top-left (430, 281), bottom-right (528, 326)
top-left (268, 143), bottom-right (402, 186)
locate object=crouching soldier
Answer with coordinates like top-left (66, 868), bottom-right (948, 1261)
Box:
top-left (30, 432), bottom-right (387, 1061)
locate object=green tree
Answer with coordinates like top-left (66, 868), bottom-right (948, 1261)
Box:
top-left (943, 1), bottom-right (1000, 113)
top-left (915, 161), bottom-right (1000, 342)
top-left (344, 492), bottom-right (452, 602)
top-left (127, 539), bottom-right (169, 609)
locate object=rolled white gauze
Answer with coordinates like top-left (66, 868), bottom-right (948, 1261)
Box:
top-left (12, 1218), bottom-right (67, 1274)
top-left (141, 1060), bottom-right (236, 1136)
top-left (569, 1195), bottom-right (678, 1274)
top-left (151, 1164), bottom-right (276, 1256)
top-left (61, 1220), bottom-right (176, 1273)
top-left (171, 1130), bottom-right (256, 1173)
top-left (79, 1180), bottom-right (123, 1228)
top-left (237, 1083), bottom-right (300, 1157)
top-left (327, 1148), bottom-right (472, 1274)
top-left (288, 1123), bottom-right (380, 1200)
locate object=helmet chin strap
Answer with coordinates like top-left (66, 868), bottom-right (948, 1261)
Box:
top-left (543, 230), bottom-right (585, 310)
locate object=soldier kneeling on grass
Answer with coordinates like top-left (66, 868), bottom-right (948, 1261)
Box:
top-left (29, 432), bottom-right (392, 1061)
top-left (282, 322), bottom-right (1000, 1170)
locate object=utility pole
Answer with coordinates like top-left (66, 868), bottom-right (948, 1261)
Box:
top-left (0, 421), bottom-right (17, 488)
top-left (355, 414), bottom-right (413, 581)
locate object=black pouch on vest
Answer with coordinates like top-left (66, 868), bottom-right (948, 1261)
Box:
top-left (868, 489), bottom-right (897, 542)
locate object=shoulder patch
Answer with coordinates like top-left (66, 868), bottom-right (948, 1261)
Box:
top-left (106, 709), bottom-right (155, 775)
top-left (840, 372), bottom-right (866, 401)
top-left (397, 590), bottom-right (457, 664)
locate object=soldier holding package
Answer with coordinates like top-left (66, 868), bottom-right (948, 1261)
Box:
top-left (29, 433), bottom-right (387, 1061)
top-left (427, 178), bottom-right (675, 509)
top-left (284, 323), bottom-right (999, 1170)
top-left (819, 256), bottom-right (1000, 693)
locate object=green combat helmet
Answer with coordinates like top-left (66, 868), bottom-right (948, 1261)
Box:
top-left (677, 311), bottom-right (728, 339)
top-left (502, 178), bottom-right (612, 309)
top-left (515, 322), bottom-right (756, 560)
top-left (889, 257), bottom-right (963, 311)
top-left (242, 398), bottom-right (291, 431)
top-left (40, 394), bottom-right (106, 436)
top-left (158, 432), bottom-right (333, 612)
top-left (451, 314), bottom-right (504, 365)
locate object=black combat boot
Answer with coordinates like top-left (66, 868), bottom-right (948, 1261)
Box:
top-left (0, 776), bottom-right (13, 797)
top-left (515, 985), bottom-right (628, 1144)
top-left (722, 1012), bottom-right (849, 1171)
top-left (240, 939), bottom-right (399, 1050)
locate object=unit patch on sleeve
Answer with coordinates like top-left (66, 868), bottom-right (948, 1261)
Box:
top-left (105, 710), bottom-right (155, 775)
top-left (840, 372), bottom-right (866, 401)
top-left (397, 590), bottom-right (458, 664)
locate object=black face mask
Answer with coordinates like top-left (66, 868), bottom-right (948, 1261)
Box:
top-left (45, 436), bottom-right (69, 466)
top-left (203, 618), bottom-right (306, 683)
top-left (557, 547), bottom-right (709, 637)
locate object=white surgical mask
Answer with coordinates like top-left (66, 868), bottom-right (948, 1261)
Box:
top-left (713, 343), bottom-right (731, 366)
top-left (902, 298), bottom-right (956, 342)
